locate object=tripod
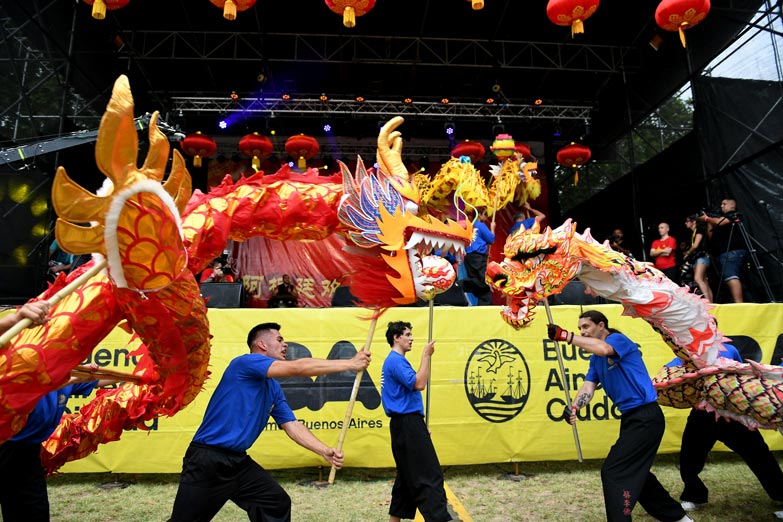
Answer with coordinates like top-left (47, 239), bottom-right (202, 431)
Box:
top-left (716, 214), bottom-right (776, 303)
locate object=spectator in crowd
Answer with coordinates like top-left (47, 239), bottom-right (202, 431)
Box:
top-left (666, 325), bottom-right (783, 514)
top-left (199, 259), bottom-right (234, 283)
top-left (508, 201), bottom-right (546, 236)
top-left (682, 214), bottom-right (713, 302)
top-left (382, 321), bottom-right (451, 522)
top-left (702, 198), bottom-right (746, 303)
top-left (650, 222), bottom-right (679, 283)
top-left (461, 208), bottom-right (495, 305)
top-left (609, 228), bottom-right (634, 257)
top-left (47, 239), bottom-right (73, 281)
top-left (268, 274), bottom-right (298, 308)
top-left (549, 310), bottom-right (691, 522)
top-left (169, 322), bottom-right (370, 522)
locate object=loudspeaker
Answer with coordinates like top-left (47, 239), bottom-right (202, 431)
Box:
top-left (200, 282), bottom-right (244, 308)
top-left (331, 286), bottom-right (359, 307)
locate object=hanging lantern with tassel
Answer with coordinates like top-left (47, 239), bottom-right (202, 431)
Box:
top-left (451, 140), bottom-right (486, 163)
top-left (324, 0), bottom-right (377, 28)
top-left (285, 134), bottom-right (320, 170)
top-left (556, 142), bottom-right (591, 185)
top-left (655, 0), bottom-right (711, 48)
top-left (239, 132), bottom-right (274, 171)
top-left (180, 132), bottom-right (217, 168)
top-left (546, 0), bottom-right (600, 37)
top-left (209, 0), bottom-right (257, 21)
top-left (82, 0), bottom-right (130, 20)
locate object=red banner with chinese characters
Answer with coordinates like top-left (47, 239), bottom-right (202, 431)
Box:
top-left (232, 235), bottom-right (355, 308)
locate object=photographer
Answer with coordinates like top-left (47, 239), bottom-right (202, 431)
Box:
top-left (701, 198), bottom-right (746, 303)
top-left (199, 259), bottom-right (235, 283)
top-left (682, 214), bottom-right (713, 302)
top-left (608, 228), bottom-right (633, 257)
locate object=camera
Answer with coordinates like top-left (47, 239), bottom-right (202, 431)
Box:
top-left (700, 207), bottom-right (721, 218)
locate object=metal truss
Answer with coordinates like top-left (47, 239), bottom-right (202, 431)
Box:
top-left (126, 31), bottom-right (639, 74)
top-left (170, 96), bottom-right (593, 121)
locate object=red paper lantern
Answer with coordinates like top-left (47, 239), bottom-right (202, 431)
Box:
top-left (546, 0), bottom-right (600, 37)
top-left (239, 132), bottom-right (273, 170)
top-left (209, 0), bottom-right (257, 21)
top-left (324, 0), bottom-right (376, 28)
top-left (655, 0), bottom-right (710, 48)
top-left (556, 142), bottom-right (591, 185)
top-left (451, 140), bottom-right (486, 163)
top-left (180, 132), bottom-right (217, 168)
top-left (285, 134), bottom-right (320, 170)
top-left (82, 0), bottom-right (130, 20)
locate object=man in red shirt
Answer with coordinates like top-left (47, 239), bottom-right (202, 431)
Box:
top-left (650, 222), bottom-right (678, 283)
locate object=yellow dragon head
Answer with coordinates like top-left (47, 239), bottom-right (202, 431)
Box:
top-left (337, 117), bottom-right (473, 310)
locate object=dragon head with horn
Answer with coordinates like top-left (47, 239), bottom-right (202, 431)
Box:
top-left (337, 117), bottom-right (473, 312)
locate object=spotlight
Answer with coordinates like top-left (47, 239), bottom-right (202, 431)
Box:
top-left (649, 34), bottom-right (664, 51)
top-left (553, 129), bottom-right (561, 137)
top-left (444, 122), bottom-right (456, 136)
top-left (355, 96), bottom-right (365, 103)
top-left (319, 94), bottom-right (328, 102)
top-left (288, 161), bottom-right (295, 168)
top-left (230, 91), bottom-right (239, 100)
top-left (218, 120), bottom-right (228, 129)
top-left (403, 97), bottom-right (413, 104)
top-left (491, 84), bottom-right (502, 93)
top-left (323, 123), bottom-right (332, 132)
top-left (281, 94), bottom-right (291, 101)
top-left (486, 98), bottom-right (495, 104)
top-left (441, 97), bottom-right (449, 104)
top-left (534, 99), bottom-right (543, 105)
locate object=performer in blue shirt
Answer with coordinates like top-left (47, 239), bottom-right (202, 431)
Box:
top-left (549, 310), bottom-right (690, 522)
top-left (461, 208), bottom-right (495, 305)
top-left (666, 336), bottom-right (783, 512)
top-left (169, 322), bottom-right (370, 522)
top-left (381, 321), bottom-right (451, 522)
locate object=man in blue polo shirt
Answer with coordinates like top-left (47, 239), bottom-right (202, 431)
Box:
top-left (461, 208), bottom-right (495, 305)
top-left (549, 310), bottom-right (690, 522)
top-left (169, 322), bottom-right (370, 522)
top-left (381, 321), bottom-right (451, 522)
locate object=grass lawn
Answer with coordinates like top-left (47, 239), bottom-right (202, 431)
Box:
top-left (46, 452), bottom-right (781, 521)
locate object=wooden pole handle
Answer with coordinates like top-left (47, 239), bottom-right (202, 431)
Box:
top-left (328, 317), bottom-right (378, 484)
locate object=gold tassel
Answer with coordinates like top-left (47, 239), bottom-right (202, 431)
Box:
top-left (194, 155), bottom-right (202, 168)
top-left (572, 19), bottom-right (585, 37)
top-left (574, 169), bottom-right (579, 186)
top-left (344, 6), bottom-right (356, 28)
top-left (224, 0), bottom-right (237, 21)
top-left (472, 0), bottom-right (484, 9)
top-left (298, 156), bottom-right (306, 170)
top-left (92, 0), bottom-right (107, 20)
top-left (252, 155), bottom-right (260, 170)
top-left (679, 24), bottom-right (688, 48)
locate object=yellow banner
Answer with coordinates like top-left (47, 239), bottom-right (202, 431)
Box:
top-left (58, 303), bottom-right (783, 473)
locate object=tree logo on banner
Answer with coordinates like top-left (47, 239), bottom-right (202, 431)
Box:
top-left (464, 339), bottom-right (531, 423)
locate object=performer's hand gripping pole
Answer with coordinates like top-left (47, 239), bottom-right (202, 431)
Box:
top-left (328, 317), bottom-right (377, 484)
top-left (0, 259), bottom-right (108, 348)
top-left (543, 296), bottom-right (583, 462)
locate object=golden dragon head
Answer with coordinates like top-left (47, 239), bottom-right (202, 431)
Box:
top-left (337, 117), bottom-right (473, 310)
top-left (50, 75), bottom-right (192, 291)
top-left (485, 220), bottom-right (583, 329)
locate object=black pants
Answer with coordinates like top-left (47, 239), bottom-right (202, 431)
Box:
top-left (602, 402), bottom-right (685, 522)
top-left (389, 414), bottom-right (451, 522)
top-left (463, 252), bottom-right (492, 305)
top-left (0, 441), bottom-right (50, 522)
top-left (680, 408), bottom-right (783, 503)
top-left (170, 442), bottom-right (291, 522)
